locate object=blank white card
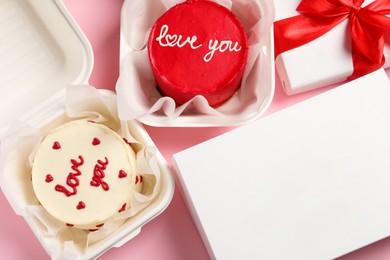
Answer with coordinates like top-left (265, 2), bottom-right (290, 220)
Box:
top-left (173, 69), bottom-right (390, 260)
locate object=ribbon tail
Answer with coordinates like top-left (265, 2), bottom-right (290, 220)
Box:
top-left (348, 53), bottom-right (385, 80)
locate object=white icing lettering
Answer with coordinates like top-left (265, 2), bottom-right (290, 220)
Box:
top-left (156, 24), bottom-right (202, 50)
top-left (203, 40), bottom-right (242, 62)
top-left (155, 24), bottom-right (243, 63)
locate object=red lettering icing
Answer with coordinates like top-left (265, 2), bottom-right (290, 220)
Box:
top-left (52, 142), bottom-right (61, 150)
top-left (66, 223), bottom-right (74, 227)
top-left (92, 137), bottom-right (101, 146)
top-left (55, 156), bottom-right (84, 197)
top-left (118, 170), bottom-right (127, 178)
top-left (45, 174), bottom-right (54, 183)
top-left (77, 201), bottom-right (85, 210)
top-left (89, 229), bottom-right (98, 232)
top-left (140, 175), bottom-right (143, 183)
top-left (96, 223), bottom-right (105, 228)
top-left (90, 157), bottom-right (110, 191)
top-left (118, 203), bottom-right (127, 212)
top-left (135, 175), bottom-right (139, 184)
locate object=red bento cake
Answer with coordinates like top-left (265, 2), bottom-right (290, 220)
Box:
top-left (148, 0), bottom-right (248, 107)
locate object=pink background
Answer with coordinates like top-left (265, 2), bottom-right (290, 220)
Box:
top-left (1, 0), bottom-right (390, 259)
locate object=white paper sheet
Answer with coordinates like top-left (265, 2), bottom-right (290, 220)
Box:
top-left (173, 69), bottom-right (390, 260)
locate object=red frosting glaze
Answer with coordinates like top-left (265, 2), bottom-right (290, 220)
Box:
top-left (148, 0), bottom-right (248, 107)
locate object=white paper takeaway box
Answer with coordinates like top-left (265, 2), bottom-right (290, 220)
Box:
top-left (173, 69), bottom-right (390, 260)
top-left (0, 0), bottom-right (174, 259)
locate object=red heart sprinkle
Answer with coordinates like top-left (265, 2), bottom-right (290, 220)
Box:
top-left (118, 170), bottom-right (127, 178)
top-left (89, 229), bottom-right (98, 232)
top-left (52, 142), bottom-right (61, 149)
top-left (96, 223), bottom-right (105, 228)
top-left (92, 138), bottom-right (101, 146)
top-left (45, 174), bottom-right (54, 183)
top-left (118, 203), bottom-right (127, 212)
top-left (76, 201), bottom-right (86, 210)
top-left (135, 176), bottom-right (139, 184)
top-left (140, 175), bottom-right (143, 183)
top-left (66, 223), bottom-right (74, 227)
top-left (123, 138), bottom-right (130, 144)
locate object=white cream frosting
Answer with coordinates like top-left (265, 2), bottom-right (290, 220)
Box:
top-left (31, 121), bottom-right (142, 230)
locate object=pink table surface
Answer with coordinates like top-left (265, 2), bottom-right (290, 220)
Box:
top-left (1, 1), bottom-right (390, 259)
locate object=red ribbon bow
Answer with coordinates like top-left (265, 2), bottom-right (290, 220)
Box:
top-left (274, 0), bottom-right (390, 80)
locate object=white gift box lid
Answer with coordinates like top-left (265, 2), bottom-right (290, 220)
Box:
top-left (0, 0), bottom-right (174, 259)
top-left (173, 69), bottom-right (390, 259)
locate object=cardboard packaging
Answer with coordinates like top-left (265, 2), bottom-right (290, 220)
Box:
top-left (274, 0), bottom-right (390, 95)
top-left (173, 69), bottom-right (390, 259)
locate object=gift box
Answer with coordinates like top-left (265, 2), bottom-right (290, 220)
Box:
top-left (0, 0), bottom-right (174, 259)
top-left (173, 69), bottom-right (390, 259)
top-left (274, 0), bottom-right (390, 95)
